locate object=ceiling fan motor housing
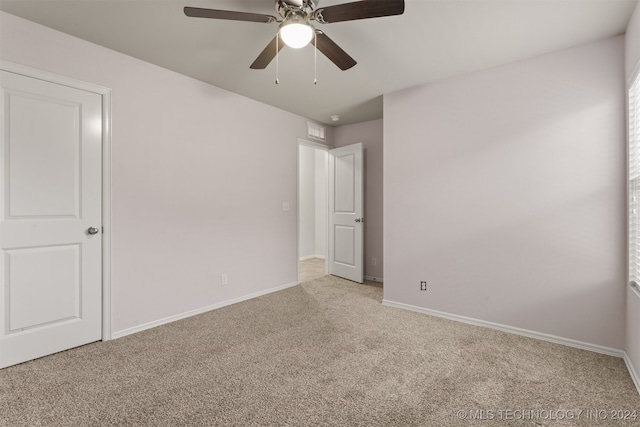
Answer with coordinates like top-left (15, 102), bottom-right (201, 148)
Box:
top-left (276, 0), bottom-right (316, 20)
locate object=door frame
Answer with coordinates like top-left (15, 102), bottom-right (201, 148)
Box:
top-left (297, 138), bottom-right (330, 281)
top-left (1, 60), bottom-right (113, 341)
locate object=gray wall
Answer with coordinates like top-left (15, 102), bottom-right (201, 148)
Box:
top-left (0, 12), bottom-right (312, 335)
top-left (384, 36), bottom-right (627, 350)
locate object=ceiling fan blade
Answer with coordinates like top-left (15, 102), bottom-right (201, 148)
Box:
top-left (250, 35), bottom-right (285, 69)
top-left (311, 31), bottom-right (357, 71)
top-left (184, 6), bottom-right (277, 23)
top-left (314, 0), bottom-right (405, 24)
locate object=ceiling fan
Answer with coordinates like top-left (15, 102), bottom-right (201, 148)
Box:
top-left (184, 0), bottom-right (405, 71)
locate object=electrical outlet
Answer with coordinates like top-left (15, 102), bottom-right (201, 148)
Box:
top-left (420, 281), bottom-right (427, 291)
top-left (221, 274), bottom-right (229, 286)
top-left (371, 257), bottom-right (377, 267)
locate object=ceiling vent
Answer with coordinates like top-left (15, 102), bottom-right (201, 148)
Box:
top-left (307, 122), bottom-right (326, 142)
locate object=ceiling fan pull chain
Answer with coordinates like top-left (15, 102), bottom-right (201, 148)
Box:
top-left (276, 35), bottom-right (280, 85)
top-left (314, 30), bottom-right (317, 85)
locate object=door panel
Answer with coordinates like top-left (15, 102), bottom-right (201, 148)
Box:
top-left (329, 143), bottom-right (363, 283)
top-left (7, 93), bottom-right (80, 217)
top-left (334, 226), bottom-right (355, 265)
top-left (334, 154), bottom-right (355, 212)
top-left (8, 245), bottom-right (80, 330)
top-left (0, 70), bottom-right (102, 368)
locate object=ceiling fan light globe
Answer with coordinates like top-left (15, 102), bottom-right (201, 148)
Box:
top-left (280, 22), bottom-right (313, 49)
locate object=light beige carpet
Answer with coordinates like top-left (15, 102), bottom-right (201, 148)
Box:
top-left (1, 270), bottom-right (639, 426)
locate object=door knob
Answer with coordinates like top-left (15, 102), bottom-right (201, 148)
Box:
top-left (354, 218), bottom-right (364, 223)
top-left (87, 226), bottom-right (100, 235)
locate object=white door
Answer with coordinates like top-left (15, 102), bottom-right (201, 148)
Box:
top-left (0, 70), bottom-right (103, 368)
top-left (328, 143), bottom-right (363, 283)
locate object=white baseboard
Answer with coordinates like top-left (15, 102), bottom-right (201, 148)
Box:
top-left (364, 275), bottom-right (383, 283)
top-left (624, 352), bottom-right (640, 395)
top-left (382, 299), bottom-right (625, 358)
top-left (299, 255), bottom-right (325, 261)
top-left (112, 281), bottom-right (299, 339)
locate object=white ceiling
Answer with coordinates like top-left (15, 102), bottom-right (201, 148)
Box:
top-left (0, 0), bottom-right (637, 126)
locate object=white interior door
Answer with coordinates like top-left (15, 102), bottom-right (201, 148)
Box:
top-left (0, 70), bottom-right (103, 368)
top-left (329, 143), bottom-right (363, 283)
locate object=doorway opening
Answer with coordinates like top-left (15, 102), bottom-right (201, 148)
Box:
top-left (297, 139), bottom-right (329, 283)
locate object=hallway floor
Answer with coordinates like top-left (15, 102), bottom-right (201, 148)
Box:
top-left (298, 258), bottom-right (326, 283)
